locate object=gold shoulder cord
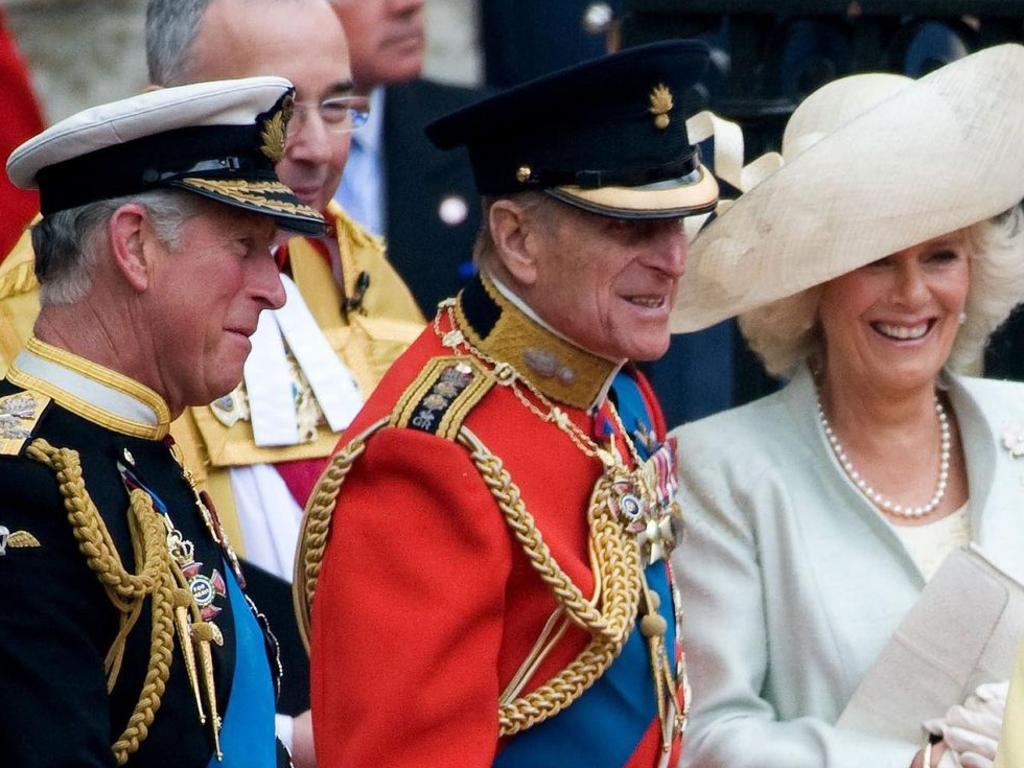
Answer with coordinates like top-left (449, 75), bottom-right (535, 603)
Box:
top-left (293, 417), bottom-right (384, 653)
top-left (27, 438), bottom-right (222, 764)
top-left (294, 421), bottom-right (642, 736)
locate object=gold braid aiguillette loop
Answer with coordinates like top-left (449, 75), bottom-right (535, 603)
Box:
top-left (433, 302), bottom-right (659, 734)
top-left (437, 301), bottom-right (643, 639)
top-left (294, 424), bottom-right (377, 652)
top-left (26, 439), bottom-right (177, 765)
top-left (459, 428), bottom-right (641, 735)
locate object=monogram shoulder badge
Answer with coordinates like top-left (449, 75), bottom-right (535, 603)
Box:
top-left (0, 391), bottom-right (51, 456)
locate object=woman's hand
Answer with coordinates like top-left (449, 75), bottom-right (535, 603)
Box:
top-left (945, 682), bottom-right (1007, 768)
top-left (910, 740), bottom-right (951, 768)
top-left (922, 682), bottom-right (1008, 768)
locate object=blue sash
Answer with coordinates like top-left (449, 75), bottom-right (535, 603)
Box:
top-left (611, 371), bottom-right (656, 461)
top-left (209, 562), bottom-right (277, 767)
top-left (494, 372), bottom-right (677, 766)
top-left (493, 563), bottom-right (675, 768)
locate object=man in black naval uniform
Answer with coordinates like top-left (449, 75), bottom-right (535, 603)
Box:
top-left (0, 77), bottom-right (325, 767)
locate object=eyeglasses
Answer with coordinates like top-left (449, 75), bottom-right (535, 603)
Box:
top-left (286, 96), bottom-right (370, 135)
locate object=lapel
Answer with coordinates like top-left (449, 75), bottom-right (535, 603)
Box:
top-left (952, 376), bottom-right (1024, 583)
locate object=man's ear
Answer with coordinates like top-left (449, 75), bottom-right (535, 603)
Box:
top-left (489, 198), bottom-right (543, 286)
top-left (107, 203), bottom-right (156, 292)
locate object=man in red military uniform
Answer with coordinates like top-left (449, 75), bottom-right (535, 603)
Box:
top-left (296, 40), bottom-right (719, 767)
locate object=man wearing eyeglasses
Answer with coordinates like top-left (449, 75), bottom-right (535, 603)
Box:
top-left (142, 0), bottom-right (424, 764)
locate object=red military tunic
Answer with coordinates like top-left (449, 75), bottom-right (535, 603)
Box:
top-left (303, 274), bottom-right (686, 767)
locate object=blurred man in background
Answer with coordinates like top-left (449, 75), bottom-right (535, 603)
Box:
top-left (331, 0), bottom-right (485, 313)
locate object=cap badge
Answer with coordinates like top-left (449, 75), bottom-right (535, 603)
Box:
top-left (648, 84), bottom-right (673, 130)
top-left (260, 93), bottom-right (294, 163)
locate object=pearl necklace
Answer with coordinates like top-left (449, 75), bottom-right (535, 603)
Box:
top-left (816, 394), bottom-right (951, 518)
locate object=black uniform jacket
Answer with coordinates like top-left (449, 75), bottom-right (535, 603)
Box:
top-left (0, 339), bottom-right (284, 768)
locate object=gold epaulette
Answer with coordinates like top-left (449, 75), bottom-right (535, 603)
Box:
top-left (389, 356), bottom-right (495, 440)
top-left (0, 390), bottom-right (50, 455)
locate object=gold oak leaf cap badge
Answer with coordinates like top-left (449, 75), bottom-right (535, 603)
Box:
top-left (649, 83), bottom-right (673, 130)
top-left (261, 93), bottom-right (294, 163)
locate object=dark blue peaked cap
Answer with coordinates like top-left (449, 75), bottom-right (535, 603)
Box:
top-left (426, 40), bottom-right (719, 219)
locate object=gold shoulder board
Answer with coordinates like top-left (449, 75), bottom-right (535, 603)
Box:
top-left (390, 356), bottom-right (494, 441)
top-left (0, 390), bottom-right (50, 456)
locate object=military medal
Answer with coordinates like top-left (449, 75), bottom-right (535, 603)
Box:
top-left (182, 562), bottom-right (227, 620)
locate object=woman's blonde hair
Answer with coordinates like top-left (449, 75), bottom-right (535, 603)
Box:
top-left (739, 205), bottom-right (1024, 378)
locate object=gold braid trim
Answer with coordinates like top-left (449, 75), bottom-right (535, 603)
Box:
top-left (26, 439), bottom-right (177, 765)
top-left (460, 428), bottom-right (637, 643)
top-left (458, 427), bottom-right (641, 735)
top-left (293, 421), bottom-right (643, 736)
top-left (293, 418), bottom-right (387, 652)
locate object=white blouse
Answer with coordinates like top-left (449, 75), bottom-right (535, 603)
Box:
top-left (893, 504), bottom-right (971, 581)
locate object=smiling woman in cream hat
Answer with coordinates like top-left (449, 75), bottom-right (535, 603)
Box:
top-left (667, 44), bottom-right (1024, 768)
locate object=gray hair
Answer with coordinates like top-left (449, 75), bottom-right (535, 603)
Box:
top-left (32, 189), bottom-right (205, 306)
top-left (145, 0), bottom-right (213, 86)
top-left (472, 192), bottom-right (561, 272)
top-left (739, 206), bottom-right (1024, 378)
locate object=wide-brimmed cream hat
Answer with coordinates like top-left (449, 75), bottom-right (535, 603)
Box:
top-left (671, 43), bottom-right (1024, 333)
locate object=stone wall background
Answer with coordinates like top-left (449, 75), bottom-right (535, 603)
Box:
top-left (1, 0), bottom-right (481, 123)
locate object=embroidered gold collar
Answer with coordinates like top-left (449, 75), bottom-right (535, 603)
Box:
top-left (8, 337), bottom-right (171, 440)
top-left (453, 274), bottom-right (622, 411)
